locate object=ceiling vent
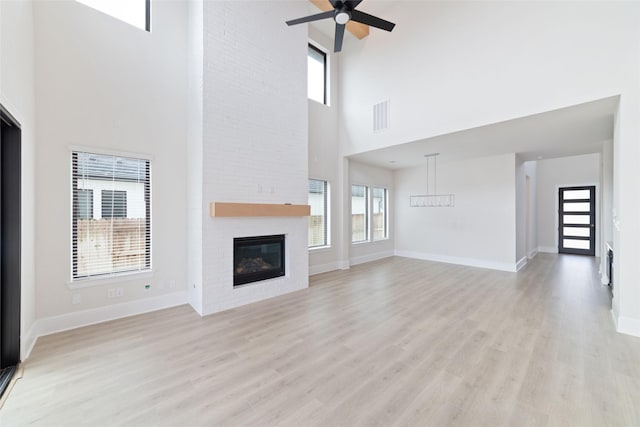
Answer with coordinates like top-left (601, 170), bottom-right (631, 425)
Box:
top-left (373, 100), bottom-right (389, 132)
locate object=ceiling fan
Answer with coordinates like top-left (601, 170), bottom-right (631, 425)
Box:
top-left (286, 0), bottom-right (395, 53)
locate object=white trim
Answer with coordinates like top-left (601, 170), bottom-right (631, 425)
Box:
top-left (68, 270), bottom-right (154, 289)
top-left (527, 249), bottom-right (538, 259)
top-left (515, 256), bottom-right (528, 272)
top-left (395, 250), bottom-right (518, 272)
top-left (309, 261), bottom-right (340, 276)
top-left (338, 260), bottom-right (350, 270)
top-left (612, 312), bottom-right (640, 338)
top-left (600, 273), bottom-right (610, 286)
top-left (68, 144), bottom-right (154, 161)
top-left (350, 250), bottom-right (394, 266)
top-left (22, 322), bottom-right (39, 361)
top-left (23, 291), bottom-right (188, 359)
top-left (538, 246), bottom-right (558, 254)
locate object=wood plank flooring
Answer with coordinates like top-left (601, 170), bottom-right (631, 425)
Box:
top-left (2, 254), bottom-right (640, 426)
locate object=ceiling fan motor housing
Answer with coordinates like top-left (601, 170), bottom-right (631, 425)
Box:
top-left (335, 8), bottom-right (351, 25)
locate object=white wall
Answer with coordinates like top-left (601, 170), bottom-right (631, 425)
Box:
top-left (199, 0), bottom-right (309, 315)
top-left (536, 154), bottom-right (600, 254)
top-left (31, 1), bottom-right (188, 330)
top-left (187, 0), bottom-right (204, 314)
top-left (308, 28), bottom-right (345, 275)
top-left (349, 161), bottom-right (394, 265)
top-left (515, 158), bottom-right (537, 266)
top-left (0, 0), bottom-right (37, 358)
top-left (339, 2), bottom-right (637, 157)
top-left (611, 95), bottom-right (640, 336)
top-left (394, 153), bottom-right (516, 271)
top-left (600, 140), bottom-right (613, 283)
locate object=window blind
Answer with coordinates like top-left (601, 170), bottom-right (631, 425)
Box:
top-left (372, 187), bottom-right (387, 240)
top-left (351, 184), bottom-right (368, 243)
top-left (72, 151), bottom-right (151, 279)
top-left (308, 179), bottom-right (328, 247)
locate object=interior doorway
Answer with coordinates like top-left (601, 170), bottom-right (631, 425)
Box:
top-left (558, 186), bottom-right (596, 256)
top-left (0, 104), bottom-right (22, 398)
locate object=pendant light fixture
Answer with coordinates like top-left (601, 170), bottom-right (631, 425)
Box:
top-left (409, 153), bottom-right (455, 207)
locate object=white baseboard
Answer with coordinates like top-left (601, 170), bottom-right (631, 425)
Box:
top-left (24, 291), bottom-right (188, 359)
top-left (527, 249), bottom-right (538, 259)
top-left (612, 312), bottom-right (640, 338)
top-left (515, 256), bottom-right (528, 272)
top-left (22, 322), bottom-right (39, 362)
top-left (309, 261), bottom-right (340, 276)
top-left (394, 250), bottom-right (518, 272)
top-left (537, 246), bottom-right (558, 254)
top-left (338, 260), bottom-right (350, 270)
top-left (350, 250), bottom-right (394, 266)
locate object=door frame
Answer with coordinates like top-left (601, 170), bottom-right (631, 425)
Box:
top-left (557, 185), bottom-right (596, 256)
top-left (0, 102), bottom-right (22, 379)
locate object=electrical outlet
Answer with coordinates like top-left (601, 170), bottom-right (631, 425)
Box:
top-left (116, 287), bottom-right (124, 297)
top-left (107, 288), bottom-right (116, 298)
top-left (72, 293), bottom-right (81, 305)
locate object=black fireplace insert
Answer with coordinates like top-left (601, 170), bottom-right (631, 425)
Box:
top-left (234, 234), bottom-right (285, 286)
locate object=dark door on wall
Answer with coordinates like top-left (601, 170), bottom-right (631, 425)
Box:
top-left (0, 104), bottom-right (22, 398)
top-left (558, 186), bottom-right (596, 256)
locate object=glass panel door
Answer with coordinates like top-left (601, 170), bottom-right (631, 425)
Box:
top-left (558, 186), bottom-right (595, 256)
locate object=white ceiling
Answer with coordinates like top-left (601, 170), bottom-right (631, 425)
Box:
top-left (348, 96), bottom-right (618, 170)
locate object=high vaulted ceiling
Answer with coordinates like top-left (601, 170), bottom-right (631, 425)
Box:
top-left (304, 2), bottom-right (618, 170)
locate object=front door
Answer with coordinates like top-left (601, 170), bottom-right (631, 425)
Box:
top-left (558, 186), bottom-right (596, 256)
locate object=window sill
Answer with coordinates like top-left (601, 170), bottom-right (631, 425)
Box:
top-left (68, 270), bottom-right (153, 289)
top-left (309, 245), bottom-right (331, 252)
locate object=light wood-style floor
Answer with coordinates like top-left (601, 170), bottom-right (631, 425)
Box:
top-left (2, 254), bottom-right (640, 426)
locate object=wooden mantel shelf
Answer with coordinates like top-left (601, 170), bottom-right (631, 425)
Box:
top-left (210, 202), bottom-right (310, 218)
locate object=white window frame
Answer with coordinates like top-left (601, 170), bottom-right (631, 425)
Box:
top-left (75, 0), bottom-right (151, 32)
top-left (308, 178), bottom-right (330, 249)
top-left (351, 184), bottom-right (369, 244)
top-left (70, 148), bottom-right (152, 285)
top-left (372, 187), bottom-right (389, 241)
top-left (308, 42), bottom-right (328, 105)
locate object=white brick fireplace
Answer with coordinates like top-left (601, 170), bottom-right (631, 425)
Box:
top-left (187, 1), bottom-right (309, 315)
top-left (204, 217), bottom-right (308, 314)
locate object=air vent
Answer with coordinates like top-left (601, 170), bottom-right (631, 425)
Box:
top-left (373, 100), bottom-right (389, 132)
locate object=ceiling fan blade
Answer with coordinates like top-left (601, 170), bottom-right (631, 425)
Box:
top-left (350, 10), bottom-right (395, 31)
top-left (286, 10), bottom-right (335, 26)
top-left (334, 23), bottom-right (346, 52)
top-left (328, 0), bottom-right (342, 8)
top-left (344, 0), bottom-right (363, 10)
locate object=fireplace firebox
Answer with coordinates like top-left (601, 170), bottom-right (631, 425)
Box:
top-left (233, 235), bottom-right (285, 286)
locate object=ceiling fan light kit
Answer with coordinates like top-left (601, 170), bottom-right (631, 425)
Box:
top-left (286, 0), bottom-right (395, 52)
top-left (410, 153), bottom-right (456, 208)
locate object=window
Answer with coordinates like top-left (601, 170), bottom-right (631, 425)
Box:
top-left (76, 0), bottom-right (150, 32)
top-left (351, 185), bottom-right (368, 243)
top-left (308, 179), bottom-right (329, 248)
top-left (76, 189), bottom-right (94, 220)
top-left (72, 151), bottom-right (151, 279)
top-left (372, 187), bottom-right (388, 240)
top-left (101, 190), bottom-right (127, 218)
top-left (308, 44), bottom-right (326, 104)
